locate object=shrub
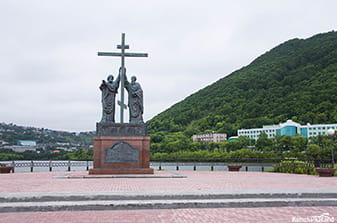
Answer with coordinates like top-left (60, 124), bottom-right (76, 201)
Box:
top-left (271, 160), bottom-right (315, 175)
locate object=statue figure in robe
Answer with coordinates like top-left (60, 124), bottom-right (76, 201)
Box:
top-left (99, 68), bottom-right (121, 123)
top-left (124, 73), bottom-right (144, 124)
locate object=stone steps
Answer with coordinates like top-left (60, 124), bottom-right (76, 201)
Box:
top-left (1, 190), bottom-right (337, 212)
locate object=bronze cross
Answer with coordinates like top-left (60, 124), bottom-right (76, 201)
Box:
top-left (98, 33), bottom-right (148, 123)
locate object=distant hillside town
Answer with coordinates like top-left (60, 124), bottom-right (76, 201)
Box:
top-left (0, 122), bottom-right (94, 153)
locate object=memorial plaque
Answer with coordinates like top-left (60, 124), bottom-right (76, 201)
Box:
top-left (104, 142), bottom-right (139, 163)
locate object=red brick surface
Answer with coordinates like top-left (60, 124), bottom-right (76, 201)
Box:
top-left (0, 171), bottom-right (336, 193)
top-left (1, 207), bottom-right (337, 223)
top-left (1, 171), bottom-right (337, 222)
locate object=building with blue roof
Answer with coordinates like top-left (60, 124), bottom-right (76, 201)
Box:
top-left (238, 120), bottom-right (337, 140)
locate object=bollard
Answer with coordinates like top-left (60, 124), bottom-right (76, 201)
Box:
top-left (31, 160), bottom-right (34, 172)
top-left (11, 160), bottom-right (15, 173)
top-left (193, 165), bottom-right (196, 171)
top-left (159, 163), bottom-right (162, 170)
top-left (68, 160), bottom-right (71, 171)
top-left (245, 166), bottom-right (248, 172)
top-left (261, 166), bottom-right (264, 172)
top-left (211, 165), bottom-right (214, 171)
top-left (86, 160), bottom-right (89, 171)
top-left (176, 165), bottom-right (179, 171)
top-left (49, 160), bottom-right (52, 172)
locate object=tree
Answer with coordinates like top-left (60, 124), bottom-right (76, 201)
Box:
top-left (0, 153), bottom-right (23, 161)
top-left (256, 132), bottom-right (273, 151)
top-left (292, 135), bottom-right (308, 152)
top-left (150, 132), bottom-right (165, 143)
top-left (278, 135), bottom-right (293, 152)
top-left (68, 149), bottom-right (90, 160)
top-left (237, 136), bottom-right (252, 147)
top-left (160, 133), bottom-right (191, 153)
top-left (310, 135), bottom-right (330, 149)
top-left (306, 144), bottom-right (322, 160)
top-left (223, 141), bottom-right (243, 152)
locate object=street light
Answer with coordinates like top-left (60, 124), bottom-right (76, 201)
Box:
top-left (327, 129), bottom-right (335, 167)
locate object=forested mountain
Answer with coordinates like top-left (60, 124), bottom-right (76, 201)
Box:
top-left (147, 31), bottom-right (337, 137)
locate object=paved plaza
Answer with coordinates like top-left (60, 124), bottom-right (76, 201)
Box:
top-left (0, 171), bottom-right (337, 222)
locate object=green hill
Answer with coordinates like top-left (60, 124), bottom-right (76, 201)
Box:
top-left (0, 122), bottom-right (93, 146)
top-left (147, 31), bottom-right (337, 137)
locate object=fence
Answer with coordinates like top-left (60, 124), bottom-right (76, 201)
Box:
top-left (0, 158), bottom-right (334, 173)
top-left (151, 158), bottom-right (334, 173)
top-left (0, 160), bottom-right (92, 173)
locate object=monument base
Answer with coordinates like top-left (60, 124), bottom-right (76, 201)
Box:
top-left (89, 168), bottom-right (154, 175)
top-left (96, 122), bottom-right (147, 137)
top-left (89, 134), bottom-right (153, 175)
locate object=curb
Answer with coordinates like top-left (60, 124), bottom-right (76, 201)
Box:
top-left (1, 190), bottom-right (337, 212)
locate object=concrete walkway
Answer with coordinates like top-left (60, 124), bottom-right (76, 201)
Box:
top-left (0, 171), bottom-right (337, 222)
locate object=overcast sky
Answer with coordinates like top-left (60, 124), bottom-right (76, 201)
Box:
top-left (0, 0), bottom-right (336, 132)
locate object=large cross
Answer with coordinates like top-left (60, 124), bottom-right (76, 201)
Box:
top-left (98, 33), bottom-right (148, 123)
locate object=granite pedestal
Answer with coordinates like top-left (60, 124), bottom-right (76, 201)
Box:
top-left (89, 123), bottom-right (154, 175)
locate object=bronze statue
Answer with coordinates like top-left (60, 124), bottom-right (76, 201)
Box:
top-left (124, 74), bottom-right (144, 124)
top-left (99, 69), bottom-right (121, 123)
top-left (98, 33), bottom-right (147, 123)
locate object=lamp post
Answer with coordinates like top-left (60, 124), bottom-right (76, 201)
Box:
top-left (327, 129), bottom-right (335, 168)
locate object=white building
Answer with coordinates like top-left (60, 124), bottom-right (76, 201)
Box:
top-left (3, 145), bottom-right (36, 153)
top-left (18, 140), bottom-right (36, 147)
top-left (238, 119), bottom-right (337, 140)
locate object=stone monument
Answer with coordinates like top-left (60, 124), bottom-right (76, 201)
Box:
top-left (89, 33), bottom-right (153, 175)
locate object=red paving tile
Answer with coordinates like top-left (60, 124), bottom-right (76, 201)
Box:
top-left (1, 171), bottom-right (337, 222)
top-left (1, 207), bottom-right (337, 223)
top-left (0, 171), bottom-right (336, 193)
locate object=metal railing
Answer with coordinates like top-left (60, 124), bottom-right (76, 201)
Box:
top-left (0, 158), bottom-right (335, 174)
top-left (151, 158), bottom-right (335, 173)
top-left (1, 160), bottom-right (93, 173)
